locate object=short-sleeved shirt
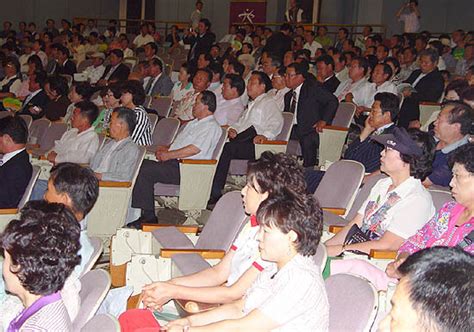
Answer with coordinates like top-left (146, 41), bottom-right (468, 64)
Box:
top-left (227, 216), bottom-right (273, 286)
top-left (358, 177), bottom-right (435, 239)
top-left (399, 12), bottom-right (420, 33)
top-left (169, 115), bottom-right (222, 160)
top-left (243, 254), bottom-right (329, 331)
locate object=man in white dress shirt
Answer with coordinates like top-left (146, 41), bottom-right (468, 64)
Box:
top-left (133, 24), bottom-right (154, 49)
top-left (81, 52), bottom-right (106, 84)
top-left (303, 30), bottom-right (322, 61)
top-left (130, 91), bottom-right (222, 226)
top-left (210, 71), bottom-right (283, 203)
top-left (334, 56), bottom-right (371, 107)
top-left (214, 74), bottom-right (245, 126)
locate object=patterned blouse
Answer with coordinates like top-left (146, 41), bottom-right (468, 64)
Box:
top-left (398, 201), bottom-right (474, 255)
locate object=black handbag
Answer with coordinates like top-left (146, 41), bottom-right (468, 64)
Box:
top-left (343, 224), bottom-right (374, 256)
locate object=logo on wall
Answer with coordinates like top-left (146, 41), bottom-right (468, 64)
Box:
top-left (230, 1), bottom-right (267, 25)
top-left (238, 9), bottom-right (256, 24)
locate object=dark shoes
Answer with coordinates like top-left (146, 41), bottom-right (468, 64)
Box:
top-left (126, 216), bottom-right (158, 229)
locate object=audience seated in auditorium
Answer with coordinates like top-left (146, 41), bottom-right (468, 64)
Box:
top-left (285, 62), bottom-right (338, 167)
top-left (267, 66), bottom-right (290, 111)
top-left (64, 82), bottom-right (93, 125)
top-left (315, 54), bottom-right (340, 93)
top-left (0, 57), bottom-right (21, 99)
top-left (54, 45), bottom-right (76, 76)
top-left (398, 49), bottom-right (444, 128)
top-left (187, 18), bottom-right (216, 64)
top-left (97, 49), bottom-right (130, 86)
top-left (171, 68), bottom-right (211, 122)
top-left (133, 23), bottom-right (154, 49)
top-left (263, 23), bottom-right (292, 61)
top-left (379, 247), bottom-right (473, 332)
top-left (214, 73), bottom-right (245, 126)
top-left (130, 90), bottom-right (221, 226)
top-left (0, 116), bottom-right (32, 209)
top-left (143, 58), bottom-right (173, 97)
top-left (90, 107), bottom-right (141, 182)
top-left (209, 71), bottom-right (283, 203)
top-left (18, 70), bottom-right (49, 120)
top-left (455, 43), bottom-right (474, 76)
top-left (423, 102), bottom-right (472, 187)
top-left (43, 75), bottom-right (71, 121)
top-left (93, 83), bottom-right (120, 133)
top-left (170, 63), bottom-right (193, 113)
top-left (326, 128), bottom-right (436, 257)
top-left (120, 80), bottom-right (153, 146)
top-left (0, 201), bottom-right (81, 331)
top-left (334, 56), bottom-right (371, 107)
top-left (81, 52), bottom-right (106, 84)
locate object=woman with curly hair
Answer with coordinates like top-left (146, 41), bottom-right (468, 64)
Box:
top-left (326, 127), bottom-right (436, 257)
top-left (119, 152), bottom-right (309, 330)
top-left (1, 201), bottom-right (81, 330)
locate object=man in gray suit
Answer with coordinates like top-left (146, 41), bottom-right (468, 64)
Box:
top-left (143, 58), bottom-right (173, 97)
top-left (91, 107), bottom-right (141, 182)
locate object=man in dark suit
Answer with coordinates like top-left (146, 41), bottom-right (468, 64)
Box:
top-left (263, 23), bottom-right (293, 60)
top-left (143, 58), bottom-right (173, 97)
top-left (398, 49), bottom-right (444, 128)
top-left (18, 71), bottom-right (49, 120)
top-left (54, 45), bottom-right (77, 76)
top-left (315, 54), bottom-right (340, 93)
top-left (0, 116), bottom-right (33, 208)
top-left (97, 49), bottom-right (130, 86)
top-left (187, 18), bottom-right (216, 64)
top-left (284, 62), bottom-right (339, 167)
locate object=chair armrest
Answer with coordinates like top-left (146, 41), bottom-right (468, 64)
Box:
top-left (180, 159), bottom-right (217, 165)
top-left (98, 181), bottom-right (132, 188)
top-left (38, 155), bottom-right (47, 160)
top-left (369, 249), bottom-right (397, 259)
top-left (419, 101), bottom-right (441, 106)
top-left (328, 225), bottom-right (344, 234)
top-left (323, 125), bottom-right (349, 132)
top-left (255, 140), bottom-right (288, 145)
top-left (0, 208), bottom-right (19, 215)
top-left (142, 224), bottom-right (199, 234)
top-left (322, 207), bottom-right (346, 215)
top-left (160, 248), bottom-right (226, 259)
top-left (26, 143), bottom-right (40, 149)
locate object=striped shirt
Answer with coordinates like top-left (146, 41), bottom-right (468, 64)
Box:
top-left (131, 105), bottom-right (153, 146)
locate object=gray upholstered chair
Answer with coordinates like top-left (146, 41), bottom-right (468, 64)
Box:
top-left (150, 96), bottom-right (172, 118)
top-left (325, 273), bottom-right (378, 332)
top-left (73, 269), bottom-right (111, 331)
top-left (313, 243), bottom-right (328, 271)
top-left (146, 117), bottom-right (180, 157)
top-left (429, 189), bottom-right (454, 211)
top-left (28, 122), bottom-right (68, 157)
top-left (147, 113), bottom-right (159, 132)
top-left (27, 118), bottom-right (50, 145)
top-left (80, 314), bottom-right (120, 332)
top-left (18, 114), bottom-right (32, 129)
top-left (80, 237), bottom-right (104, 278)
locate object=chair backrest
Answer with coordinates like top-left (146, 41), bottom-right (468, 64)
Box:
top-left (276, 112), bottom-right (294, 141)
top-left (346, 173), bottom-right (387, 221)
top-left (18, 166), bottom-right (41, 209)
top-left (60, 74), bottom-right (73, 88)
top-left (77, 59), bottom-right (94, 73)
top-left (147, 113), bottom-right (159, 131)
top-left (151, 117), bottom-right (180, 147)
top-left (18, 114), bottom-right (33, 129)
top-left (150, 96), bottom-right (172, 118)
top-left (419, 102), bottom-right (441, 128)
top-left (131, 147), bottom-right (147, 185)
top-left (325, 274), bottom-right (378, 332)
top-left (313, 243), bottom-right (327, 270)
top-left (80, 237), bottom-right (104, 277)
top-left (196, 191), bottom-right (247, 250)
top-left (211, 128), bottom-right (228, 160)
top-left (429, 189), bottom-right (454, 212)
top-left (80, 314), bottom-right (120, 332)
top-left (0, 112), bottom-right (12, 120)
top-left (314, 160), bottom-right (365, 214)
top-left (332, 102), bottom-right (356, 128)
top-left (144, 95), bottom-right (152, 108)
top-left (28, 118), bottom-right (51, 144)
top-left (37, 122), bottom-right (68, 151)
top-left (73, 269), bottom-right (111, 331)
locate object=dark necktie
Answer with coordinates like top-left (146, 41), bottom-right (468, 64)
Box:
top-left (289, 90), bottom-right (297, 114)
top-left (145, 77), bottom-right (155, 95)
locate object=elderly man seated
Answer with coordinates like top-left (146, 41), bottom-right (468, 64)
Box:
top-left (214, 73), bottom-right (245, 126)
top-left (91, 107), bottom-right (141, 182)
top-left (30, 100), bottom-right (100, 200)
top-left (129, 90), bottom-right (222, 227)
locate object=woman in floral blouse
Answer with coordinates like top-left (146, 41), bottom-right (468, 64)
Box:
top-left (386, 143), bottom-right (474, 278)
top-left (326, 128), bottom-right (436, 256)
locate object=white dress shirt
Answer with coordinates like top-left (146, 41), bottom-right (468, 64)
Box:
top-left (303, 41), bottom-right (323, 59)
top-left (360, 80), bottom-right (398, 107)
top-left (335, 66), bottom-right (349, 83)
top-left (83, 64), bottom-right (106, 84)
top-left (133, 34), bottom-right (154, 48)
top-left (214, 94), bottom-right (245, 126)
top-left (231, 93), bottom-right (283, 140)
top-left (169, 115), bottom-right (222, 160)
top-left (52, 127), bottom-right (100, 164)
top-left (334, 78), bottom-right (371, 107)
top-left (0, 148), bottom-right (25, 166)
top-left (267, 87), bottom-right (290, 112)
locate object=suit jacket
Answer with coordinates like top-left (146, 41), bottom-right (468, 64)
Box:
top-left (263, 32), bottom-right (292, 60)
top-left (18, 89), bottom-right (49, 120)
top-left (188, 31), bottom-right (216, 61)
top-left (322, 75), bottom-right (340, 94)
top-left (404, 69), bottom-right (444, 103)
top-left (100, 63), bottom-right (130, 82)
top-left (146, 74), bottom-right (174, 97)
top-left (90, 137), bottom-right (141, 182)
top-left (0, 150), bottom-right (33, 208)
top-left (284, 79), bottom-right (339, 136)
top-left (55, 59), bottom-right (77, 76)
